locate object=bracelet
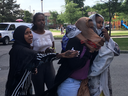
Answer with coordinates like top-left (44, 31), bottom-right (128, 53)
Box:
top-left (50, 47), bottom-right (56, 49)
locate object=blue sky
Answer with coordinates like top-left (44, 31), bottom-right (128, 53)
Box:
top-left (16, 0), bottom-right (99, 13)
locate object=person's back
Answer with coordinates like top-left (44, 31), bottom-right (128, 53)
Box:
top-left (61, 34), bottom-right (69, 52)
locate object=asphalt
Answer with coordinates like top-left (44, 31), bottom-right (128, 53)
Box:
top-left (0, 39), bottom-right (128, 96)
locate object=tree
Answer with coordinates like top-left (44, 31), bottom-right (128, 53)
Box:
top-left (92, 0), bottom-right (123, 36)
top-left (23, 11), bottom-right (32, 23)
top-left (0, 0), bottom-right (20, 22)
top-left (83, 6), bottom-right (92, 17)
top-left (121, 0), bottom-right (128, 14)
top-left (49, 11), bottom-right (59, 28)
top-left (58, 2), bottom-right (82, 24)
top-left (16, 9), bottom-right (25, 20)
top-left (65, 0), bottom-right (85, 8)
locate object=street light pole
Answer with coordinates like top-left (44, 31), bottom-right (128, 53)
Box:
top-left (108, 0), bottom-right (111, 36)
top-left (100, 0), bottom-right (111, 36)
top-left (33, 10), bottom-right (35, 15)
top-left (81, 7), bottom-right (83, 17)
top-left (41, 0), bottom-right (43, 13)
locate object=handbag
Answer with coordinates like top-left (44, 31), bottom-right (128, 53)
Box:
top-left (77, 78), bottom-right (90, 96)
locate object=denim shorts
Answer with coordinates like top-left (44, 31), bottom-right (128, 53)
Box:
top-left (57, 78), bottom-right (81, 96)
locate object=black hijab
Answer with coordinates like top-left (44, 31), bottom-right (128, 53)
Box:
top-left (13, 25), bottom-right (31, 48)
top-left (5, 25), bottom-right (37, 96)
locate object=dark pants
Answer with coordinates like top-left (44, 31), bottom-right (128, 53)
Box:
top-left (32, 62), bottom-right (55, 96)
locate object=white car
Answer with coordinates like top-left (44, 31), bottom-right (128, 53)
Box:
top-left (0, 22), bottom-right (32, 45)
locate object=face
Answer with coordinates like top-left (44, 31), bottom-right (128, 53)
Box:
top-left (35, 14), bottom-right (45, 29)
top-left (24, 28), bottom-right (33, 44)
top-left (96, 16), bottom-right (104, 29)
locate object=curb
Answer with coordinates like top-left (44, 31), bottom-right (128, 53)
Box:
top-left (120, 50), bottom-right (128, 53)
top-left (54, 38), bottom-right (128, 53)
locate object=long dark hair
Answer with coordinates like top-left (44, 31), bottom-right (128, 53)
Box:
top-left (31, 12), bottom-right (45, 31)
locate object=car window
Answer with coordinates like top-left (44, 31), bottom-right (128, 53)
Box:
top-left (8, 24), bottom-right (16, 30)
top-left (0, 24), bottom-right (9, 30)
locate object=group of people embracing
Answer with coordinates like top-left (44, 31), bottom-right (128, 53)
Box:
top-left (5, 13), bottom-right (120, 96)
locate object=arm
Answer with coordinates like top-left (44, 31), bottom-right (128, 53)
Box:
top-left (64, 38), bottom-right (91, 70)
top-left (36, 50), bottom-right (78, 66)
top-left (52, 41), bottom-right (55, 48)
top-left (105, 38), bottom-right (120, 56)
top-left (102, 28), bottom-right (120, 56)
top-left (66, 25), bottom-right (103, 52)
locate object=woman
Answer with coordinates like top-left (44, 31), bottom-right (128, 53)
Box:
top-left (31, 12), bottom-right (56, 96)
top-left (55, 14), bottom-right (120, 96)
top-left (5, 25), bottom-right (78, 96)
top-left (88, 14), bottom-right (120, 96)
top-left (66, 14), bottom-right (120, 96)
top-left (43, 17), bottom-right (101, 96)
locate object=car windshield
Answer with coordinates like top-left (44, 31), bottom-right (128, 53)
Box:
top-left (0, 24), bottom-right (9, 30)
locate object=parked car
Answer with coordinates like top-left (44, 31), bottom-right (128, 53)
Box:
top-left (0, 22), bottom-right (32, 45)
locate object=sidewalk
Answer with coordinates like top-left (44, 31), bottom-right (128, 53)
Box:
top-left (52, 32), bottom-right (62, 36)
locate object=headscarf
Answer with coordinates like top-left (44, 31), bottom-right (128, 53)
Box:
top-left (88, 14), bottom-right (115, 96)
top-left (6, 26), bottom-right (37, 96)
top-left (13, 25), bottom-right (31, 48)
top-left (89, 14), bottom-right (105, 36)
top-left (66, 25), bottom-right (81, 38)
top-left (75, 17), bottom-right (103, 47)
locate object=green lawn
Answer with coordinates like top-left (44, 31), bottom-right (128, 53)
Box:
top-left (113, 38), bottom-right (128, 50)
top-left (51, 29), bottom-right (128, 36)
top-left (50, 29), bottom-right (60, 32)
top-left (53, 35), bottom-right (64, 38)
top-left (50, 29), bottom-right (66, 33)
top-left (52, 29), bottom-right (128, 50)
top-left (111, 31), bottom-right (128, 36)
top-left (53, 37), bottom-right (128, 50)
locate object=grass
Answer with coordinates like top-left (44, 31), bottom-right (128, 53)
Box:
top-left (50, 29), bottom-right (66, 33)
top-left (53, 35), bottom-right (64, 38)
top-left (111, 31), bottom-right (128, 36)
top-left (53, 36), bottom-right (128, 50)
top-left (113, 38), bottom-right (128, 50)
top-left (50, 29), bottom-right (60, 32)
top-left (51, 29), bottom-right (128, 50)
top-left (50, 29), bottom-right (128, 36)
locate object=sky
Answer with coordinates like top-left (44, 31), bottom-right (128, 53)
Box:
top-left (16, 0), bottom-right (99, 14)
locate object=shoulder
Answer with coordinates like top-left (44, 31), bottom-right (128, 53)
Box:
top-left (66, 37), bottom-right (82, 50)
top-left (45, 30), bottom-right (52, 34)
top-left (31, 30), bottom-right (39, 36)
top-left (45, 30), bottom-right (53, 37)
top-left (68, 37), bottom-right (80, 44)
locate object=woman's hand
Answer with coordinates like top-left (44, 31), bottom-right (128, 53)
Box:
top-left (102, 28), bottom-right (110, 42)
top-left (45, 47), bottom-right (55, 53)
top-left (57, 50), bottom-right (79, 58)
top-left (98, 38), bottom-right (105, 46)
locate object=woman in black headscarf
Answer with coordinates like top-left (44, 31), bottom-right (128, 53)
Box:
top-left (5, 25), bottom-right (78, 96)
